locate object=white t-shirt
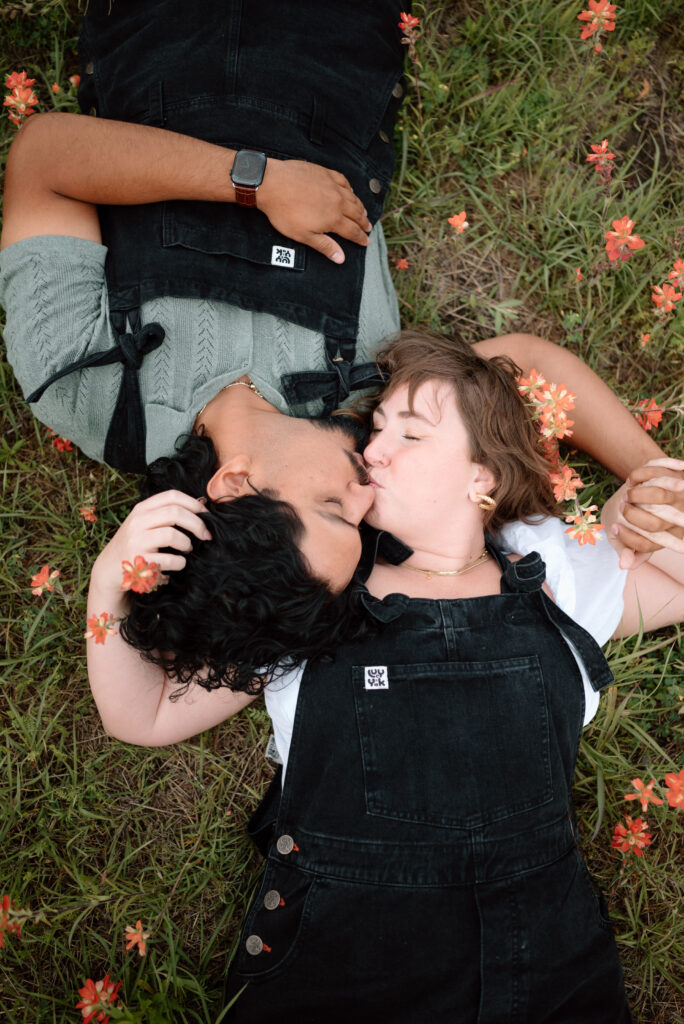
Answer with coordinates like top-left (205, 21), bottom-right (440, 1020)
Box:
top-left (265, 517), bottom-right (627, 780)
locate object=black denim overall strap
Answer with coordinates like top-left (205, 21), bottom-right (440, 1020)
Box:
top-left (226, 546), bottom-right (631, 1023)
top-left (26, 310), bottom-right (164, 472)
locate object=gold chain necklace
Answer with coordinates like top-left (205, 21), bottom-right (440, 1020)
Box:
top-left (402, 547), bottom-right (489, 581)
top-left (196, 379), bottom-right (266, 421)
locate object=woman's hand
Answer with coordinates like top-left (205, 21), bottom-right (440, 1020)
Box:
top-left (257, 158), bottom-right (372, 264)
top-left (606, 458), bottom-right (684, 569)
top-left (90, 490), bottom-right (212, 610)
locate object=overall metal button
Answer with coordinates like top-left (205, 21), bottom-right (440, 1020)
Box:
top-left (276, 834), bottom-right (295, 855)
top-left (369, 178), bottom-right (382, 195)
top-left (379, 129), bottom-right (390, 143)
top-left (392, 81), bottom-right (404, 99)
top-left (264, 890), bottom-right (281, 910)
top-left (245, 934), bottom-right (264, 956)
top-left (85, 61), bottom-right (94, 75)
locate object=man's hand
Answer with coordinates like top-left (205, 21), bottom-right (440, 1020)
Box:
top-left (258, 158), bottom-right (372, 264)
top-left (609, 458), bottom-right (684, 567)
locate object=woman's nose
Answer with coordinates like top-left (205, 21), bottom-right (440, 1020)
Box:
top-left (363, 436), bottom-right (388, 466)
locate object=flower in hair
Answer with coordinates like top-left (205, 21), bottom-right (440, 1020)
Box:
top-left (121, 555), bottom-right (164, 594)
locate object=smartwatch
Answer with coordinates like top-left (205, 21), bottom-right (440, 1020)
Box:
top-left (230, 149), bottom-right (267, 207)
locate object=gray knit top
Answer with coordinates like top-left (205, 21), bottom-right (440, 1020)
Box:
top-left (0, 223), bottom-right (399, 464)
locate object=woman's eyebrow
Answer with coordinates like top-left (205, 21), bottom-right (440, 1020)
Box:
top-left (373, 403), bottom-right (430, 423)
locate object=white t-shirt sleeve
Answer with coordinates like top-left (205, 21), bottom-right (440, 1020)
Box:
top-left (499, 516), bottom-right (628, 725)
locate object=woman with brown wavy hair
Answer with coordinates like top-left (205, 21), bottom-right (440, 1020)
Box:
top-left (87, 329), bottom-right (683, 1021)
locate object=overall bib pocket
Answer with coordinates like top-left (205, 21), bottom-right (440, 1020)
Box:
top-left (353, 657), bottom-right (553, 829)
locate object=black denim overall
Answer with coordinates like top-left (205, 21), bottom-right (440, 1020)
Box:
top-left (26, 0), bottom-right (408, 471)
top-left (226, 547), bottom-right (632, 1023)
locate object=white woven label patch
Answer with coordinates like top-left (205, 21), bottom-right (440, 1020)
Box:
top-left (364, 666), bottom-right (389, 690)
top-left (271, 245), bottom-right (295, 268)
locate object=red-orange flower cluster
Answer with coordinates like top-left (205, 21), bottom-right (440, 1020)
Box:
top-left (623, 778), bottom-right (664, 813)
top-left (564, 505), bottom-right (605, 546)
top-left (30, 564), bottom-right (60, 596)
top-left (125, 919), bottom-right (151, 956)
top-left (84, 612), bottom-right (119, 645)
top-left (0, 894), bottom-right (23, 948)
top-left (75, 974), bottom-right (122, 1024)
top-left (577, 1), bottom-right (617, 46)
top-left (395, 257), bottom-right (410, 270)
top-left (448, 210), bottom-right (469, 234)
top-left (586, 138), bottom-right (616, 184)
top-left (665, 768), bottom-right (684, 810)
top-left (79, 505), bottom-right (98, 523)
top-left (4, 70), bottom-right (39, 126)
top-left (635, 397), bottom-right (663, 432)
top-left (47, 428), bottom-right (75, 452)
top-left (120, 555), bottom-right (164, 594)
top-left (549, 464), bottom-right (584, 502)
top-left (604, 216), bottom-right (645, 262)
top-left (518, 371), bottom-right (575, 441)
top-left (611, 815), bottom-right (652, 857)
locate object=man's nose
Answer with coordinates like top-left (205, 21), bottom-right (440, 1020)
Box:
top-left (347, 479), bottom-right (375, 520)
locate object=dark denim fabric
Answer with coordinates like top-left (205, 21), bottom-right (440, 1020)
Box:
top-left (226, 546), bottom-right (632, 1023)
top-left (77, 0), bottom-right (407, 343)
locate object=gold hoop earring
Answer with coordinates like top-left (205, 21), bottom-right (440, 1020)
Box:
top-left (474, 493), bottom-right (497, 512)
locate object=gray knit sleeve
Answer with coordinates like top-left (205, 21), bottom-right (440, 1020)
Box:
top-left (0, 235), bottom-right (117, 462)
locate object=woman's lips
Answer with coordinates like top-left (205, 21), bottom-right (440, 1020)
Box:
top-left (368, 476), bottom-right (383, 489)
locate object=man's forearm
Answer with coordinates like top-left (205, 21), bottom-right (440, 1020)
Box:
top-left (1, 111), bottom-right (370, 260)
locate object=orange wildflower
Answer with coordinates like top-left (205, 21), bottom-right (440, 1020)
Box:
top-left (635, 397), bottom-right (663, 432)
top-left (448, 210), bottom-right (469, 233)
top-left (639, 333), bottom-right (650, 348)
top-left (395, 257), bottom-right (410, 270)
top-left (0, 894), bottom-right (23, 948)
top-left (549, 464), bottom-right (583, 502)
top-left (624, 778), bottom-right (664, 813)
top-left (47, 429), bottom-right (75, 452)
top-left (398, 12), bottom-right (420, 32)
top-left (575, 267), bottom-right (583, 282)
top-left (84, 612), bottom-right (119, 645)
top-left (604, 216), bottom-right (645, 262)
top-left (51, 82), bottom-right (61, 93)
top-left (664, 768), bottom-right (684, 810)
top-left (611, 815), bottom-right (652, 858)
top-left (121, 555), bottom-right (164, 594)
top-left (651, 282), bottom-right (682, 313)
top-left (79, 505), bottom-right (98, 523)
top-left (30, 564), bottom-right (60, 596)
top-left (564, 505), bottom-right (605, 546)
top-left (4, 71), bottom-right (39, 126)
top-left (125, 919), bottom-right (151, 956)
top-left (69, 74), bottom-right (81, 88)
top-left (667, 259), bottom-right (684, 289)
top-left (517, 368), bottom-right (547, 394)
top-left (577, 0), bottom-right (617, 41)
top-left (5, 71), bottom-right (35, 90)
top-left (75, 974), bottom-right (122, 1024)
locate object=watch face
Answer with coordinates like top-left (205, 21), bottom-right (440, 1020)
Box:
top-left (232, 150), bottom-right (267, 187)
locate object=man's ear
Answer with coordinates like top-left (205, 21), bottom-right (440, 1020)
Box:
top-left (206, 455), bottom-right (253, 502)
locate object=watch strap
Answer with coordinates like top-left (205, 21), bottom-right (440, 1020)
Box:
top-left (234, 184), bottom-right (258, 207)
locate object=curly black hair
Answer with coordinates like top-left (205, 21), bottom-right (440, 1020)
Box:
top-left (120, 431), bottom-right (367, 696)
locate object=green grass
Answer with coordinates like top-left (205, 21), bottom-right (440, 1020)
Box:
top-left (1, 1), bottom-right (683, 1021)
